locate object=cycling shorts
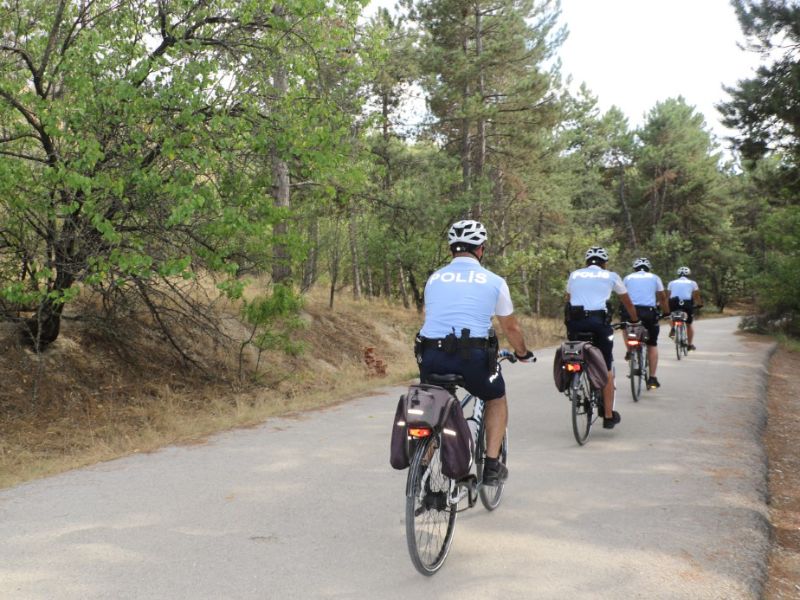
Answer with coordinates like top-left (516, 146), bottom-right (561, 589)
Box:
top-left (620, 305), bottom-right (660, 346)
top-left (419, 348), bottom-right (506, 401)
top-left (669, 298), bottom-right (695, 324)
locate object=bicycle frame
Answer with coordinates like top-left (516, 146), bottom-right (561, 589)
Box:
top-left (671, 311), bottom-right (689, 359)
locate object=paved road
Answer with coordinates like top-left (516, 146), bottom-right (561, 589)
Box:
top-left (0, 317), bottom-right (775, 599)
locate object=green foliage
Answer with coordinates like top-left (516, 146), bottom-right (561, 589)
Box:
top-left (753, 206), bottom-right (800, 330)
top-left (242, 284), bottom-right (307, 358)
top-left (0, 0), bottom-right (369, 350)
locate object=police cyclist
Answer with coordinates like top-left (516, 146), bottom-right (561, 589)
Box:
top-left (565, 247), bottom-right (639, 429)
top-left (417, 219), bottom-right (534, 486)
top-left (621, 258), bottom-right (671, 389)
top-left (667, 266), bottom-right (702, 351)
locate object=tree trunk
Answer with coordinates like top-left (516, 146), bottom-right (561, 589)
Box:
top-left (398, 263), bottom-right (410, 309)
top-left (473, 2), bottom-right (485, 219)
top-left (460, 9), bottom-right (472, 202)
top-left (271, 5), bottom-right (292, 285)
top-left (407, 268), bottom-right (424, 312)
top-left (348, 202), bottom-right (361, 300)
top-left (24, 297), bottom-right (65, 351)
top-left (383, 259), bottom-right (392, 298)
top-left (301, 217), bottom-right (319, 293)
top-left (618, 166), bottom-right (637, 248)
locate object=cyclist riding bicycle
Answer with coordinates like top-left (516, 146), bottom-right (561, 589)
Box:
top-left (667, 266), bottom-right (703, 351)
top-left (416, 219), bottom-right (534, 486)
top-left (620, 257), bottom-right (670, 389)
top-left (565, 246), bottom-right (639, 429)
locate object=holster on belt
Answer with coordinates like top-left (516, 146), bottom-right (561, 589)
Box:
top-left (442, 331), bottom-right (459, 354)
top-left (414, 331), bottom-right (423, 364)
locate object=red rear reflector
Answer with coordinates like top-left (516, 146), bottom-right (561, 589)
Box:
top-left (565, 363), bottom-right (582, 372)
top-left (408, 427), bottom-right (432, 438)
top-left (626, 340), bottom-right (640, 346)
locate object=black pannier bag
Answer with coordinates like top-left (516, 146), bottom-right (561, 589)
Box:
top-left (439, 400), bottom-right (474, 479)
top-left (389, 384), bottom-right (473, 479)
top-left (552, 341), bottom-right (609, 393)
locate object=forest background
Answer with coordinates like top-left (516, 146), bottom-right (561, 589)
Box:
top-left (1, 0), bottom-right (799, 481)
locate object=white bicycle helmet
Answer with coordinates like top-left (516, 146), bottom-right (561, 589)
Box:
top-left (677, 266), bottom-right (691, 276)
top-left (632, 257), bottom-right (651, 271)
top-left (585, 246), bottom-right (609, 262)
top-left (447, 219), bottom-right (487, 246)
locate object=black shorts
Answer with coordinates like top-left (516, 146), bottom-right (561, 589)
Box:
top-left (620, 305), bottom-right (660, 346)
top-left (566, 316), bottom-right (614, 370)
top-left (419, 348), bottom-right (506, 401)
top-left (669, 298), bottom-right (695, 324)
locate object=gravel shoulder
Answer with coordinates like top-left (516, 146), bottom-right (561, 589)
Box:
top-left (763, 342), bottom-right (800, 598)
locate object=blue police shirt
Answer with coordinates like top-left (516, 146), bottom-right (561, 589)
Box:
top-left (420, 257), bottom-right (513, 339)
top-left (566, 265), bottom-right (626, 311)
top-left (623, 271), bottom-right (664, 307)
top-left (667, 277), bottom-right (699, 301)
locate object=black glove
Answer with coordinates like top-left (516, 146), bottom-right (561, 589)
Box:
top-left (514, 350), bottom-right (536, 363)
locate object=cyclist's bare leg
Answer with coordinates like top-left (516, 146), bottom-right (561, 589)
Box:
top-left (648, 345), bottom-right (658, 376)
top-left (602, 371), bottom-right (614, 418)
top-left (483, 396), bottom-right (508, 459)
top-left (688, 323), bottom-right (695, 345)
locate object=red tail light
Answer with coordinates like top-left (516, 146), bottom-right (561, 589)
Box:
top-left (408, 427), bottom-right (432, 438)
top-left (565, 362), bottom-right (582, 372)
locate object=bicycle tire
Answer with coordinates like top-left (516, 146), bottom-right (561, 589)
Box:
top-left (405, 434), bottom-right (457, 576)
top-left (570, 371), bottom-right (592, 445)
top-left (682, 326), bottom-right (689, 356)
top-left (630, 346), bottom-right (643, 401)
top-left (675, 325), bottom-right (682, 361)
top-left (477, 425), bottom-right (508, 511)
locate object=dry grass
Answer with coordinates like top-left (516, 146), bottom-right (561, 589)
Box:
top-left (0, 286), bottom-right (563, 489)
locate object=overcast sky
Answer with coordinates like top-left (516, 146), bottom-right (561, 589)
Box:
top-left (557, 0), bottom-right (764, 142)
top-left (364, 0), bottom-right (767, 143)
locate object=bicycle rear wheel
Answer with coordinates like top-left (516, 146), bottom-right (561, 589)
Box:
top-left (675, 326), bottom-right (682, 360)
top-left (630, 346), bottom-right (643, 401)
top-left (405, 434), bottom-right (457, 576)
top-left (570, 371), bottom-right (592, 445)
top-left (477, 427), bottom-right (508, 511)
top-left (681, 326), bottom-right (689, 356)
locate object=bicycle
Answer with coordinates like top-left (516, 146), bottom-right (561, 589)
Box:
top-left (623, 323), bottom-right (648, 402)
top-left (560, 324), bottom-right (626, 445)
top-left (404, 350), bottom-right (522, 575)
top-left (671, 310), bottom-right (689, 360)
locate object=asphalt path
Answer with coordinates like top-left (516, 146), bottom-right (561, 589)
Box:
top-left (0, 317), bottom-right (776, 599)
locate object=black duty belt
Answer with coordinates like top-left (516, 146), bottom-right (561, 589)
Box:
top-left (584, 310), bottom-right (607, 319)
top-left (421, 337), bottom-right (491, 350)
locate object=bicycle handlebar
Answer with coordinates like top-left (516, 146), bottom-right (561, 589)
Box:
top-left (499, 348), bottom-right (536, 363)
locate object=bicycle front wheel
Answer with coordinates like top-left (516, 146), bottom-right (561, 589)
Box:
top-left (570, 372), bottom-right (592, 445)
top-left (630, 347), bottom-right (643, 401)
top-left (405, 434), bottom-right (457, 576)
top-left (477, 427), bottom-right (508, 511)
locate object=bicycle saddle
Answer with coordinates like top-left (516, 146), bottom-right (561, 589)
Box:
top-left (424, 373), bottom-right (465, 387)
top-left (569, 331), bottom-right (596, 342)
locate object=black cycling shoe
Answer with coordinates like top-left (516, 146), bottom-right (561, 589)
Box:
top-left (646, 377), bottom-right (660, 389)
top-left (624, 351), bottom-right (631, 361)
top-left (668, 328), bottom-right (675, 338)
top-left (688, 344), bottom-right (696, 351)
top-left (602, 411), bottom-right (621, 429)
top-left (482, 457), bottom-right (508, 486)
